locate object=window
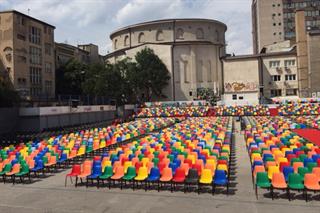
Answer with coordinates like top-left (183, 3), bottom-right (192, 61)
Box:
top-left (29, 26), bottom-right (41, 45)
top-left (29, 67), bottom-right (42, 84)
top-left (17, 34), bottom-right (26, 41)
top-left (45, 80), bottom-right (52, 95)
top-left (45, 43), bottom-right (52, 55)
top-left (196, 28), bottom-right (204, 39)
top-left (45, 62), bottom-right (52, 73)
top-left (271, 89), bottom-right (282, 97)
top-left (232, 94), bottom-right (237, 100)
top-left (239, 96), bottom-right (244, 100)
top-left (176, 28), bottom-right (184, 40)
top-left (271, 75), bottom-right (281, 81)
top-left (284, 59), bottom-right (295, 67)
top-left (286, 89), bottom-right (298, 96)
top-left (156, 30), bottom-right (164, 41)
top-left (138, 32), bottom-right (145, 43)
top-left (285, 74), bottom-right (296, 81)
top-left (29, 46), bottom-right (42, 65)
top-left (269, 60), bottom-right (280, 68)
top-left (17, 15), bottom-right (25, 25)
top-left (114, 39), bottom-right (118, 49)
top-left (124, 35), bottom-right (129, 46)
top-left (273, 23), bottom-right (276, 26)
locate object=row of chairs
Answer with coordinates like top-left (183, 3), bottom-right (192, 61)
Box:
top-left (243, 116), bottom-right (320, 201)
top-left (0, 118), bottom-right (176, 184)
top-left (65, 117), bottom-right (233, 195)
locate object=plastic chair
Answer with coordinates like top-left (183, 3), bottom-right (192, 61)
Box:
top-left (5, 163), bottom-right (20, 184)
top-left (304, 173), bottom-right (320, 201)
top-left (283, 166), bottom-right (294, 182)
top-left (255, 172), bottom-right (271, 199)
top-left (111, 165), bottom-right (124, 188)
top-left (298, 167), bottom-right (309, 179)
top-left (172, 167), bottom-right (186, 192)
top-left (312, 167), bottom-right (320, 182)
top-left (292, 162), bottom-right (304, 173)
top-left (134, 166), bottom-right (148, 190)
top-left (87, 165), bottom-right (102, 187)
top-left (288, 173), bottom-right (304, 201)
top-left (76, 164), bottom-right (92, 187)
top-left (15, 163), bottom-right (30, 184)
top-left (147, 167), bottom-right (160, 190)
top-left (267, 166), bottom-right (279, 180)
top-left (122, 166), bottom-right (136, 189)
top-left (99, 166), bottom-right (113, 188)
top-left (213, 169), bottom-right (228, 195)
top-left (65, 164), bottom-right (81, 187)
top-left (159, 167), bottom-right (173, 191)
top-left (271, 173), bottom-right (287, 200)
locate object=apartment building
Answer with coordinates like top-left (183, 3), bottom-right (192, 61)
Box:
top-left (0, 10), bottom-right (55, 100)
top-left (252, 0), bottom-right (320, 53)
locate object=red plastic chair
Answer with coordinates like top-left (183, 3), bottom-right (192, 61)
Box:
top-left (65, 164), bottom-right (81, 186)
top-left (279, 162), bottom-right (290, 172)
top-left (192, 163), bottom-right (202, 176)
top-left (172, 167), bottom-right (186, 192)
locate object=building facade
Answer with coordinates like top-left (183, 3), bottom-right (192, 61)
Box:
top-left (0, 10), bottom-right (55, 100)
top-left (106, 19), bottom-right (227, 101)
top-left (252, 0), bottom-right (320, 54)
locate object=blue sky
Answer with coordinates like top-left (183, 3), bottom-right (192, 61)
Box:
top-left (0, 0), bottom-right (252, 55)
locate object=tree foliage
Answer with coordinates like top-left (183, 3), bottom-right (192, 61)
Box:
top-left (56, 47), bottom-right (170, 105)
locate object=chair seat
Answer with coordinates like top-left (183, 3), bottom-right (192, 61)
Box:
top-left (289, 184), bottom-right (304, 190)
top-left (305, 184), bottom-right (320, 190)
top-left (99, 174), bottom-right (112, 180)
top-left (67, 173), bottom-right (79, 177)
top-left (200, 179), bottom-right (212, 184)
top-left (88, 174), bottom-right (100, 179)
top-left (160, 177), bottom-right (171, 182)
top-left (78, 174), bottom-right (90, 178)
top-left (272, 183), bottom-right (287, 189)
top-left (214, 179), bottom-right (227, 185)
top-left (16, 172), bottom-right (28, 176)
top-left (147, 176), bottom-right (159, 181)
top-left (111, 175), bottom-right (123, 180)
top-left (135, 176), bottom-right (147, 181)
top-left (123, 175), bottom-right (135, 180)
top-left (172, 177), bottom-right (185, 182)
top-left (185, 179), bottom-right (198, 184)
top-left (257, 182), bottom-right (271, 188)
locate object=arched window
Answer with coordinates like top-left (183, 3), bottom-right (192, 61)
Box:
top-left (176, 28), bottom-right (184, 39)
top-left (138, 32), bottom-right (145, 43)
top-left (114, 39), bottom-right (118, 49)
top-left (196, 28), bottom-right (204, 39)
top-left (215, 30), bottom-right (220, 42)
top-left (156, 30), bottom-right (164, 41)
top-left (124, 35), bottom-right (129, 46)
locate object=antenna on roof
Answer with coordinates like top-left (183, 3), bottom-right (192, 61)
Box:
top-left (27, 9), bottom-right (30, 16)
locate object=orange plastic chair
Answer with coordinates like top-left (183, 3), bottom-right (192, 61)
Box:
top-left (304, 173), bottom-right (320, 201)
top-left (5, 163), bottom-right (20, 184)
top-left (312, 167), bottom-right (320, 182)
top-left (112, 161), bottom-right (121, 173)
top-left (252, 165), bottom-right (265, 184)
top-left (160, 167), bottom-right (172, 182)
top-left (180, 163), bottom-right (190, 175)
top-left (76, 164), bottom-right (92, 186)
top-left (271, 172), bottom-right (287, 199)
top-left (45, 156), bottom-right (57, 172)
top-left (292, 162), bottom-right (304, 173)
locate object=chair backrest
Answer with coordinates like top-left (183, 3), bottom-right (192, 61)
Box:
top-left (180, 163), bottom-right (190, 175)
top-left (126, 166), bottom-right (136, 177)
top-left (292, 162), bottom-right (304, 173)
top-left (186, 168), bottom-right (199, 180)
top-left (161, 167), bottom-right (172, 179)
top-left (298, 167), bottom-right (309, 178)
top-left (71, 164), bottom-right (81, 175)
top-left (200, 168), bottom-right (212, 182)
top-left (11, 163), bottom-right (21, 173)
top-left (81, 165), bottom-right (92, 175)
top-left (114, 166), bottom-right (124, 176)
top-left (103, 166), bottom-right (113, 176)
top-left (149, 167), bottom-right (160, 178)
top-left (174, 167), bottom-right (186, 179)
top-left (271, 172), bottom-right (286, 186)
top-left (137, 166), bottom-right (148, 178)
top-left (214, 169), bottom-right (227, 181)
top-left (312, 167), bottom-right (320, 180)
top-left (288, 173), bottom-right (303, 185)
top-left (304, 173), bottom-right (319, 187)
top-left (256, 172), bottom-right (269, 185)
top-left (267, 166), bottom-right (279, 179)
top-left (253, 165), bottom-right (265, 177)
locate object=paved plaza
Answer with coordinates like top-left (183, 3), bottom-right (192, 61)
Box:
top-left (0, 121), bottom-right (318, 213)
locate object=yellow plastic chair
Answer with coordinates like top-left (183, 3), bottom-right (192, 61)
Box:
top-left (134, 166), bottom-right (148, 181)
top-left (267, 165), bottom-right (280, 180)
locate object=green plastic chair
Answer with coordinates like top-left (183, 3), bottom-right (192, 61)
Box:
top-left (298, 154), bottom-right (307, 161)
top-left (122, 166), bottom-right (136, 181)
top-left (255, 172), bottom-right (271, 199)
top-left (290, 158), bottom-right (301, 166)
top-left (0, 164), bottom-right (12, 176)
top-left (15, 164), bottom-right (30, 183)
top-left (307, 162), bottom-right (317, 173)
top-left (152, 158), bottom-right (159, 166)
top-left (42, 156), bottom-right (48, 164)
top-left (288, 173), bottom-right (304, 201)
top-left (298, 167), bottom-right (309, 178)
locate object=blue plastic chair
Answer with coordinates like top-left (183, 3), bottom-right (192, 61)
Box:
top-left (283, 166), bottom-right (294, 181)
top-left (303, 158), bottom-right (314, 167)
top-left (147, 167), bottom-right (160, 182)
top-left (32, 160), bottom-right (44, 176)
top-left (252, 161), bottom-right (263, 171)
top-left (213, 170), bottom-right (229, 194)
top-left (169, 162), bottom-right (178, 175)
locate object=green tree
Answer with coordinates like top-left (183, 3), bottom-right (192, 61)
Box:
top-left (135, 47), bottom-right (170, 101)
top-left (0, 77), bottom-right (20, 107)
top-left (56, 59), bottom-right (87, 95)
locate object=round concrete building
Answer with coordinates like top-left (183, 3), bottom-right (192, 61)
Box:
top-left (106, 19), bottom-right (227, 101)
